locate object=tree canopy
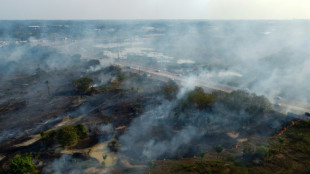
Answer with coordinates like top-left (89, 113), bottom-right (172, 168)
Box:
top-left (10, 153), bottom-right (36, 174)
top-left (41, 124), bottom-right (88, 147)
top-left (57, 125), bottom-right (79, 147)
top-left (73, 77), bottom-right (93, 93)
top-left (161, 80), bottom-right (179, 100)
top-left (188, 87), bottom-right (215, 110)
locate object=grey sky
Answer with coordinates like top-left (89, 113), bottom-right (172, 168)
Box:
top-left (0, 0), bottom-right (309, 20)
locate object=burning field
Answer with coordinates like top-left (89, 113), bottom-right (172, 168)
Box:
top-left (0, 54), bottom-right (308, 174)
top-left (0, 20), bottom-right (310, 174)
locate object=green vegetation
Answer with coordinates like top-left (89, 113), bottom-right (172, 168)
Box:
top-left (145, 121), bottom-right (310, 174)
top-left (73, 77), bottom-right (93, 94)
top-left (10, 153), bottom-right (37, 174)
top-left (255, 146), bottom-right (270, 159)
top-left (103, 154), bottom-right (108, 160)
top-left (86, 59), bottom-right (100, 67)
top-left (215, 145), bottom-right (223, 159)
top-left (101, 161), bottom-right (106, 168)
top-left (118, 73), bottom-right (126, 82)
top-left (97, 82), bottom-right (121, 93)
top-left (45, 80), bottom-right (50, 96)
top-left (105, 65), bottom-right (121, 75)
top-left (266, 120), bottom-right (310, 173)
top-left (40, 124), bottom-right (88, 147)
top-left (188, 87), bottom-right (215, 110)
top-left (161, 80), bottom-right (179, 100)
top-left (216, 90), bottom-right (271, 115)
top-left (108, 139), bottom-right (121, 152)
top-left (75, 123), bottom-right (88, 139)
top-left (40, 130), bottom-right (57, 145)
top-left (57, 125), bottom-right (79, 147)
top-left (146, 158), bottom-right (249, 174)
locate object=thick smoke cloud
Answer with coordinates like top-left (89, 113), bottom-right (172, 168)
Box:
top-left (118, 101), bottom-right (204, 160)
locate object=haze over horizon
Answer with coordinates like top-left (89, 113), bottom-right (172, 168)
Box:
top-left (0, 0), bottom-right (310, 20)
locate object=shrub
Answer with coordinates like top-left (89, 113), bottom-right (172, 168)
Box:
top-left (57, 125), bottom-right (79, 147)
top-left (10, 153), bottom-right (36, 174)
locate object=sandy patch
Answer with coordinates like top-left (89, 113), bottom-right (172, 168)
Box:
top-left (226, 132), bottom-right (239, 139)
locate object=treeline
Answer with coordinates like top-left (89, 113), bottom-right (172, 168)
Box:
top-left (160, 80), bottom-right (271, 115)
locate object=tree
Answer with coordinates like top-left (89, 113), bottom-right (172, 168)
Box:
top-left (117, 73), bottom-right (126, 82)
top-left (40, 130), bottom-right (57, 145)
top-left (216, 90), bottom-right (271, 115)
top-left (10, 153), bottom-right (37, 174)
top-left (161, 80), bottom-right (179, 100)
top-left (188, 87), bottom-right (215, 110)
top-left (243, 144), bottom-right (255, 160)
top-left (57, 125), bottom-right (79, 147)
top-left (73, 77), bottom-right (93, 94)
top-left (45, 80), bottom-right (50, 96)
top-left (255, 146), bottom-right (270, 160)
top-left (41, 124), bottom-right (88, 147)
top-left (215, 145), bottom-right (223, 159)
top-left (105, 65), bottom-right (121, 75)
top-left (108, 139), bottom-right (120, 152)
top-left (75, 124), bottom-right (88, 139)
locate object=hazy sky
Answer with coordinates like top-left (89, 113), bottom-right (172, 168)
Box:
top-left (0, 0), bottom-right (309, 20)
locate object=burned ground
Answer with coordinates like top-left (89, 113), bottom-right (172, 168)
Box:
top-left (0, 62), bottom-right (165, 173)
top-left (0, 62), bottom-right (308, 174)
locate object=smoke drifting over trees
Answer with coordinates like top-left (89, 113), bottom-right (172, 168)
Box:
top-left (0, 20), bottom-right (310, 173)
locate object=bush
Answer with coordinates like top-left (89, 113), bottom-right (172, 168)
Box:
top-left (73, 77), bottom-right (93, 93)
top-left (10, 153), bottom-right (36, 174)
top-left (57, 125), bottom-right (79, 147)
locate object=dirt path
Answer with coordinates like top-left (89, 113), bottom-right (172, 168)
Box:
top-left (88, 142), bottom-right (117, 167)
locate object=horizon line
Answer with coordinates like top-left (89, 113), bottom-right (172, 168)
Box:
top-left (1, 18), bottom-right (310, 21)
